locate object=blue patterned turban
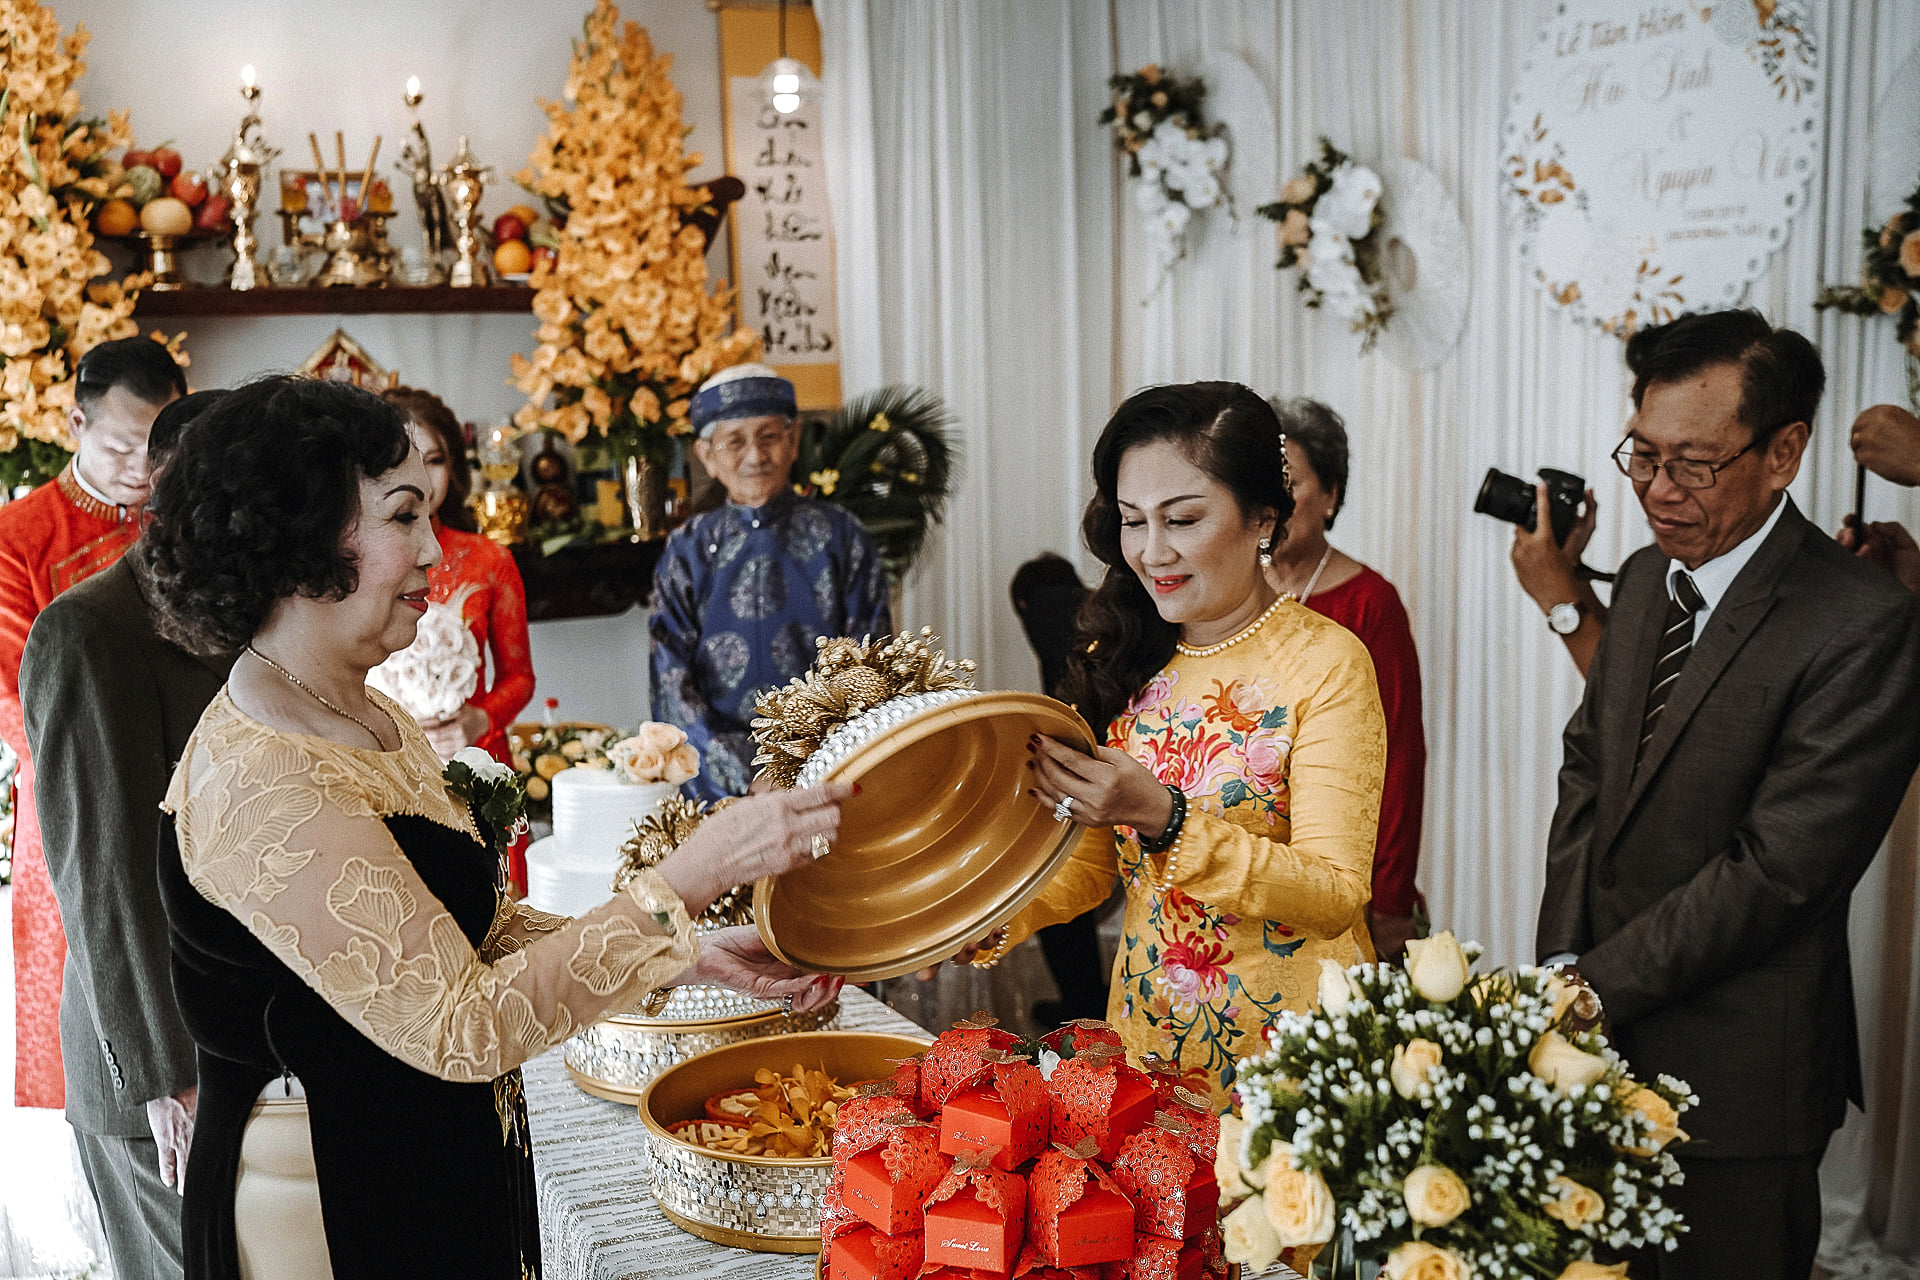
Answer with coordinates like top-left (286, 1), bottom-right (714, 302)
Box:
top-left (690, 363), bottom-right (797, 438)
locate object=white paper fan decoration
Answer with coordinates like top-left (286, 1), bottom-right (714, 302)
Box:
top-left (1371, 158), bottom-right (1470, 371)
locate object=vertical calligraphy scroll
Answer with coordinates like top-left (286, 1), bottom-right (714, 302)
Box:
top-left (718, 3), bottom-right (840, 409)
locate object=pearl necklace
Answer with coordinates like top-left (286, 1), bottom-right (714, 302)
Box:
top-left (245, 645), bottom-right (393, 749)
top-left (1174, 594), bottom-right (1287, 659)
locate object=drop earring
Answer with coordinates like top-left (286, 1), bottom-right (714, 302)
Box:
top-left (1257, 536), bottom-right (1272, 569)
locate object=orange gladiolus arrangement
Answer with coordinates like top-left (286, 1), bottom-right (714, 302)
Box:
top-left (0, 0), bottom-right (162, 488)
top-left (512, 0), bottom-right (761, 464)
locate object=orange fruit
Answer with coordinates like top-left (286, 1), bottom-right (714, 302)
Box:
top-left (95, 198), bottom-right (137, 236)
top-left (493, 239), bottom-right (532, 275)
top-left (506, 203), bottom-right (538, 227)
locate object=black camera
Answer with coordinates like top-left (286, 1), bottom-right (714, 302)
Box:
top-left (1475, 467), bottom-right (1585, 546)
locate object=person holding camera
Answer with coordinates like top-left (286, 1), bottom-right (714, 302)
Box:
top-left (1837, 402), bottom-right (1920, 593)
top-left (1501, 473), bottom-right (1606, 675)
top-left (1537, 309), bottom-right (1920, 1279)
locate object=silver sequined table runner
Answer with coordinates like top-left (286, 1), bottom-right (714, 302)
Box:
top-left (526, 987), bottom-right (920, 1280)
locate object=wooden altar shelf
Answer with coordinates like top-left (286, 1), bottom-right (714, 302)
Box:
top-left (511, 538), bottom-right (663, 622)
top-left (131, 285), bottom-right (537, 318)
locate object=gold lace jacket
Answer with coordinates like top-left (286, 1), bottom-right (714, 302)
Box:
top-left (162, 688), bottom-right (699, 1083)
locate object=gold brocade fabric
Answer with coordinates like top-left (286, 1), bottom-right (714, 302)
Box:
top-left (163, 688), bottom-right (700, 1084)
top-left (1005, 602), bottom-right (1386, 1106)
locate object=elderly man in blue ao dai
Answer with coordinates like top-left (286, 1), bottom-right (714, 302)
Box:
top-left (650, 364), bottom-right (892, 801)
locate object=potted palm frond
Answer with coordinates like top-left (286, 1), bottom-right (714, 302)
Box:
top-left (791, 385), bottom-right (958, 583)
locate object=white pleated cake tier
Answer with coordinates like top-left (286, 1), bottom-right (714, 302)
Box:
top-left (524, 770), bottom-right (677, 917)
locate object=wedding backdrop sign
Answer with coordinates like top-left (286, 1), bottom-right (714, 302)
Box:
top-left (1503, 0), bottom-right (1822, 336)
top-left (717, 3), bottom-right (840, 409)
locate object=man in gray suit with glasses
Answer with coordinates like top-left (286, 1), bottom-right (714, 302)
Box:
top-left (1538, 309), bottom-right (1920, 1280)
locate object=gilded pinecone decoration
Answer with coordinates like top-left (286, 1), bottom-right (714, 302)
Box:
top-left (749, 627), bottom-right (976, 790)
top-left (610, 795), bottom-right (754, 928)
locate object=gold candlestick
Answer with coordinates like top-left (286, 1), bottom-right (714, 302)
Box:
top-left (220, 65), bottom-right (279, 291)
top-left (437, 135), bottom-right (493, 288)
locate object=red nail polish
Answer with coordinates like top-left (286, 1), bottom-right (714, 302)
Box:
top-left (851, 782), bottom-right (863, 797)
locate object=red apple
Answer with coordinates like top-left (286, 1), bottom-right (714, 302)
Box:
top-left (122, 148), bottom-right (151, 171)
top-left (530, 245), bottom-right (557, 272)
top-left (491, 212), bottom-right (528, 244)
top-left (169, 171), bottom-right (208, 207)
top-left (193, 193), bottom-right (232, 233)
top-left (151, 146), bottom-right (183, 179)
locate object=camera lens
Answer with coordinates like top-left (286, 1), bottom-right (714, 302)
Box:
top-left (1473, 468), bottom-right (1539, 533)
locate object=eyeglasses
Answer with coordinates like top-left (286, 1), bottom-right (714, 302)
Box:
top-left (1612, 437), bottom-right (1756, 490)
top-left (706, 427), bottom-right (793, 461)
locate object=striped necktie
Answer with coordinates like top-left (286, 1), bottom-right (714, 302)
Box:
top-left (1637, 569), bottom-right (1706, 769)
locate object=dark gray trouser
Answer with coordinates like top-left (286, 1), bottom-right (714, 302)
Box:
top-left (73, 1129), bottom-right (185, 1280)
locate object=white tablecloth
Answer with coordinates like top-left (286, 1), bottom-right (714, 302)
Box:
top-left (526, 988), bottom-right (924, 1280)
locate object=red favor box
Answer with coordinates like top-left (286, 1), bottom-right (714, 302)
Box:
top-left (843, 1133), bottom-right (946, 1233)
top-left (924, 1016), bottom-right (1022, 1107)
top-left (1110, 1121), bottom-right (1220, 1241)
top-left (1039, 1019), bottom-right (1125, 1059)
top-left (1150, 1082), bottom-right (1219, 1168)
top-left (919, 1268), bottom-right (1010, 1280)
top-left (884, 1054), bottom-right (932, 1117)
top-left (1012, 1242), bottom-right (1123, 1280)
top-left (1119, 1234), bottom-right (1204, 1280)
top-left (821, 1181), bottom-right (864, 1247)
top-left (939, 1055), bottom-right (1050, 1171)
top-left (830, 1226), bottom-right (925, 1280)
top-left (1046, 1051), bottom-right (1159, 1163)
top-left (924, 1160), bottom-right (1028, 1274)
top-left (1026, 1145), bottom-right (1135, 1268)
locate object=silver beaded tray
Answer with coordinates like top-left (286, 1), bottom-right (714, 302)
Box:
top-left (563, 985), bottom-right (841, 1105)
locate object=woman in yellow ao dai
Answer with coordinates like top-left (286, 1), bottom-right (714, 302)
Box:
top-left (1001, 383), bottom-right (1385, 1104)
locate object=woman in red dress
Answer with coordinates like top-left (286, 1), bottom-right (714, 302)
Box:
top-left (383, 387), bottom-right (536, 886)
top-left (1264, 397), bottom-right (1427, 959)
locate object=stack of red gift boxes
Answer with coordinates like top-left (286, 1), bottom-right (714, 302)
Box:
top-left (823, 1018), bottom-right (1226, 1280)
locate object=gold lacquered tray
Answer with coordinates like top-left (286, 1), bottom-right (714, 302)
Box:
top-left (638, 1030), bottom-right (933, 1251)
top-left (754, 691), bottom-right (1093, 980)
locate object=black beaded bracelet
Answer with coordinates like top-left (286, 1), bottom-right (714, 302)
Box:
top-left (1137, 784), bottom-right (1187, 855)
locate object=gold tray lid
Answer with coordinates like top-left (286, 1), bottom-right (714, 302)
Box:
top-left (749, 629), bottom-right (1093, 980)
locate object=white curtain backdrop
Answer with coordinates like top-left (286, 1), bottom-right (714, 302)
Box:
top-left (817, 0), bottom-right (1920, 1271)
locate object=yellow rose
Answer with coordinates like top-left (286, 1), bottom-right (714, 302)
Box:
top-left (561, 740), bottom-right (589, 760)
top-left (1542, 973), bottom-right (1580, 1022)
top-left (1880, 282), bottom-right (1910, 315)
top-left (662, 742), bottom-right (701, 786)
top-left (612, 739), bottom-right (668, 783)
top-left (1220, 1196), bottom-right (1281, 1272)
top-left (1279, 174), bottom-right (1318, 205)
top-left (1901, 229), bottom-right (1920, 279)
top-left (636, 721), bottom-right (688, 756)
top-left (1317, 958), bottom-right (1358, 1012)
top-left (1402, 1163), bottom-right (1471, 1227)
top-left (1390, 1038), bottom-right (1443, 1099)
top-left (1215, 1114), bottom-right (1255, 1198)
top-left (1261, 1144), bottom-right (1336, 1247)
top-left (1384, 1240), bottom-right (1474, 1280)
top-left (1405, 930), bottom-right (1470, 1002)
top-left (1619, 1085), bottom-right (1687, 1154)
top-left (1528, 1031), bottom-right (1608, 1093)
top-left (525, 775), bottom-right (550, 802)
top-left (534, 753), bottom-right (571, 780)
top-left (1541, 1175), bottom-right (1603, 1227)
top-left (1554, 1263), bottom-right (1628, 1279)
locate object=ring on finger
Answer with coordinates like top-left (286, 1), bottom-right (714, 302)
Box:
top-left (810, 833), bottom-right (832, 860)
top-left (1052, 794), bottom-right (1075, 823)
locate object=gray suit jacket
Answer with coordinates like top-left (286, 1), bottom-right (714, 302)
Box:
top-left (23, 555), bottom-right (232, 1135)
top-left (1538, 498), bottom-right (1920, 1159)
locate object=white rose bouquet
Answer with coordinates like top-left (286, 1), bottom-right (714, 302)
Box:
top-left (367, 586), bottom-right (482, 724)
top-left (1256, 137), bottom-right (1393, 351)
top-left (1098, 64), bottom-right (1231, 286)
top-left (1219, 932), bottom-right (1694, 1279)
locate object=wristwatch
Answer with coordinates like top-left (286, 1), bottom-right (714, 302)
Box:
top-left (1546, 601), bottom-right (1582, 635)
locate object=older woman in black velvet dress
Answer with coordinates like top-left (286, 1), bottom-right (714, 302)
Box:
top-left (142, 376), bottom-right (846, 1280)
